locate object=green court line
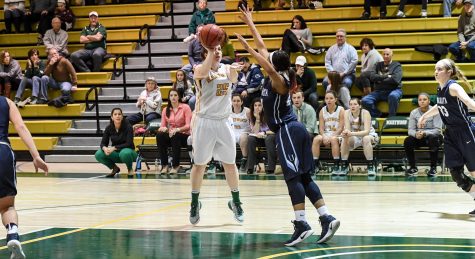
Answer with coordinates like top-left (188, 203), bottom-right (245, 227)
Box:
top-left (0, 202), bottom-right (188, 251)
top-left (16, 172), bottom-right (458, 182)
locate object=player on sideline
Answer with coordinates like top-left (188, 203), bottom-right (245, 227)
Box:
top-left (418, 58), bottom-right (475, 216)
top-left (188, 41), bottom-right (245, 225)
top-left (0, 95), bottom-right (49, 258)
top-left (235, 7), bottom-right (340, 245)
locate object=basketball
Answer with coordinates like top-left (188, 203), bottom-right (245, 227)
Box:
top-left (199, 24), bottom-right (225, 49)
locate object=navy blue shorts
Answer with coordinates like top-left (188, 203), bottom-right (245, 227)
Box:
top-left (0, 143), bottom-right (17, 198)
top-left (444, 125), bottom-right (475, 171)
top-left (276, 121), bottom-right (314, 181)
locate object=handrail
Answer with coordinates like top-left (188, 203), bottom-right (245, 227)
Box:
top-left (85, 86), bottom-right (102, 135)
top-left (112, 54), bottom-right (124, 78)
top-left (112, 55), bottom-right (128, 100)
top-left (139, 24), bottom-right (154, 70)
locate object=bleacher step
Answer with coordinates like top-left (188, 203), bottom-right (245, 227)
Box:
top-left (45, 154), bottom-right (97, 163)
top-left (149, 28), bottom-right (189, 40)
top-left (54, 145), bottom-right (99, 151)
top-left (112, 71), bottom-right (172, 82)
top-left (135, 42), bottom-right (188, 54)
top-left (73, 120), bottom-right (110, 129)
top-left (60, 137), bottom-right (103, 146)
top-left (126, 56), bottom-right (182, 67)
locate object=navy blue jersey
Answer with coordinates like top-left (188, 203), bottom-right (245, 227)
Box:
top-left (437, 80), bottom-right (473, 128)
top-left (261, 76), bottom-right (297, 132)
top-left (0, 96), bottom-right (10, 144)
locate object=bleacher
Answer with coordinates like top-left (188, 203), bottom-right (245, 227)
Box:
top-left (2, 0), bottom-right (464, 170)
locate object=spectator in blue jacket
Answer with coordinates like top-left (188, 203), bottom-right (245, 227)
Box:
top-left (233, 57), bottom-right (264, 107)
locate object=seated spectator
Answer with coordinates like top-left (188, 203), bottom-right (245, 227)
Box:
top-left (0, 50), bottom-right (22, 100)
top-left (362, 48), bottom-right (403, 118)
top-left (3, 0), bottom-right (25, 34)
top-left (312, 91), bottom-right (344, 173)
top-left (281, 15), bottom-right (324, 55)
top-left (397, 0), bottom-right (428, 18)
top-left (340, 98), bottom-right (379, 176)
top-left (156, 89), bottom-right (192, 174)
top-left (404, 93), bottom-right (443, 177)
top-left (233, 57), bottom-right (264, 107)
top-left (355, 38), bottom-right (382, 96)
top-left (24, 0), bottom-right (56, 43)
top-left (181, 25), bottom-right (203, 81)
top-left (295, 55), bottom-right (318, 110)
top-left (43, 17), bottom-right (69, 57)
top-left (183, 0), bottom-right (215, 43)
top-left (443, 0), bottom-right (474, 17)
top-left (173, 70), bottom-right (196, 110)
top-left (448, 0), bottom-right (475, 62)
top-left (292, 90), bottom-right (316, 137)
top-left (361, 0), bottom-right (388, 19)
top-left (96, 108), bottom-right (137, 177)
top-left (127, 77), bottom-right (162, 126)
top-left (229, 94), bottom-right (251, 172)
top-left (71, 11), bottom-right (107, 72)
top-left (246, 98), bottom-right (277, 175)
top-left (55, 0), bottom-right (75, 31)
top-left (221, 32), bottom-right (236, 65)
top-left (323, 29), bottom-right (358, 109)
top-left (44, 48), bottom-right (77, 103)
top-left (15, 49), bottom-right (48, 107)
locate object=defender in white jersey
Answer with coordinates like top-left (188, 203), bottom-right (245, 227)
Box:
top-left (312, 91), bottom-right (345, 174)
top-left (229, 94), bottom-right (250, 171)
top-left (340, 98), bottom-right (379, 176)
top-left (189, 45), bottom-right (245, 225)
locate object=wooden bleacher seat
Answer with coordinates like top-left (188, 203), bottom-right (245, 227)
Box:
top-left (8, 120), bottom-right (72, 134)
top-left (10, 137), bottom-right (58, 151)
top-left (19, 104), bottom-right (85, 117)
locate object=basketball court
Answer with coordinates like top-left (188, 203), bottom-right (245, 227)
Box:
top-left (2, 163), bottom-right (474, 258)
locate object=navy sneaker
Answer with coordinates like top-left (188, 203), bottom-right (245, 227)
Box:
top-left (317, 215), bottom-right (340, 244)
top-left (469, 209), bottom-right (475, 217)
top-left (405, 167), bottom-right (418, 177)
top-left (427, 167), bottom-right (437, 177)
top-left (228, 200), bottom-right (244, 223)
top-left (189, 201), bottom-right (202, 225)
top-left (284, 220), bottom-right (314, 246)
top-left (6, 233), bottom-right (25, 259)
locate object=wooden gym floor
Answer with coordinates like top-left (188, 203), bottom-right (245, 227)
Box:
top-left (1, 163), bottom-right (474, 258)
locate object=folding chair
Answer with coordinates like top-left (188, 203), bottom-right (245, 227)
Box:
top-left (135, 118), bottom-right (161, 171)
top-left (375, 116), bottom-right (408, 173)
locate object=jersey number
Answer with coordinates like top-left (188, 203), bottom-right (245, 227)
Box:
top-left (438, 106), bottom-right (449, 117)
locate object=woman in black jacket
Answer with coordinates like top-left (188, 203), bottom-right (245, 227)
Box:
top-left (95, 108), bottom-right (138, 177)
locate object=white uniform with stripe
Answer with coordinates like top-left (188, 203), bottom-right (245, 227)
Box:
top-left (229, 107), bottom-right (250, 143)
top-left (322, 105), bottom-right (343, 137)
top-left (192, 63), bottom-right (236, 165)
top-left (347, 110), bottom-right (379, 150)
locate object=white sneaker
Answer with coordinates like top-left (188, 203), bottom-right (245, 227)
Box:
top-left (7, 239), bottom-right (26, 259)
top-left (183, 34), bottom-right (196, 43)
top-left (396, 10), bottom-right (405, 18)
top-left (421, 10), bottom-right (427, 18)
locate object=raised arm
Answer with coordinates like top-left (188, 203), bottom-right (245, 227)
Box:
top-left (417, 104), bottom-right (439, 128)
top-left (194, 46), bottom-right (216, 80)
top-left (237, 7), bottom-right (269, 60)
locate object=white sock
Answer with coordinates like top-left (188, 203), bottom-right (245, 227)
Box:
top-left (313, 157), bottom-right (319, 160)
top-left (317, 206), bottom-right (329, 216)
top-left (6, 224), bottom-right (18, 234)
top-left (294, 210), bottom-right (306, 221)
top-left (469, 192), bottom-right (475, 199)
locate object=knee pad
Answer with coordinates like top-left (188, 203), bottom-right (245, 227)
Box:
top-left (450, 167), bottom-right (474, 192)
top-left (285, 176), bottom-right (306, 206)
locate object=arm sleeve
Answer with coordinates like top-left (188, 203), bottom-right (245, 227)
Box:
top-left (425, 114), bottom-right (443, 136)
top-left (7, 61), bottom-right (22, 78)
top-left (188, 13), bottom-right (197, 35)
top-left (408, 110), bottom-right (417, 137)
top-left (99, 126), bottom-right (110, 149)
top-left (160, 107), bottom-right (168, 127)
top-left (458, 18), bottom-right (466, 42)
top-left (324, 50), bottom-right (333, 72)
top-left (344, 47), bottom-right (358, 75)
top-left (302, 70), bottom-right (317, 96)
top-left (305, 107), bottom-right (317, 134)
top-left (380, 63), bottom-right (402, 86)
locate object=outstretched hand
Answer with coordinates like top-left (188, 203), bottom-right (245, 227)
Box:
top-left (235, 33), bottom-right (251, 51)
top-left (33, 156), bottom-right (49, 176)
top-left (238, 6), bottom-right (254, 26)
top-left (230, 62), bottom-right (244, 72)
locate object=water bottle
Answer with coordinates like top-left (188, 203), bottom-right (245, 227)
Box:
top-left (155, 158), bottom-right (159, 174)
top-left (135, 156), bottom-right (142, 173)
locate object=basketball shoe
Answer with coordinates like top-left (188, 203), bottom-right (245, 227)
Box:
top-left (317, 214), bottom-right (340, 244)
top-left (284, 220), bottom-right (314, 246)
top-left (228, 200), bottom-right (244, 223)
top-left (6, 233), bottom-right (25, 259)
top-left (189, 201), bottom-right (202, 225)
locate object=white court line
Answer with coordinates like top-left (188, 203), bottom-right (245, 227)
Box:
top-left (54, 175), bottom-right (104, 185)
top-left (272, 229), bottom-right (284, 234)
top-left (307, 250), bottom-right (475, 258)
